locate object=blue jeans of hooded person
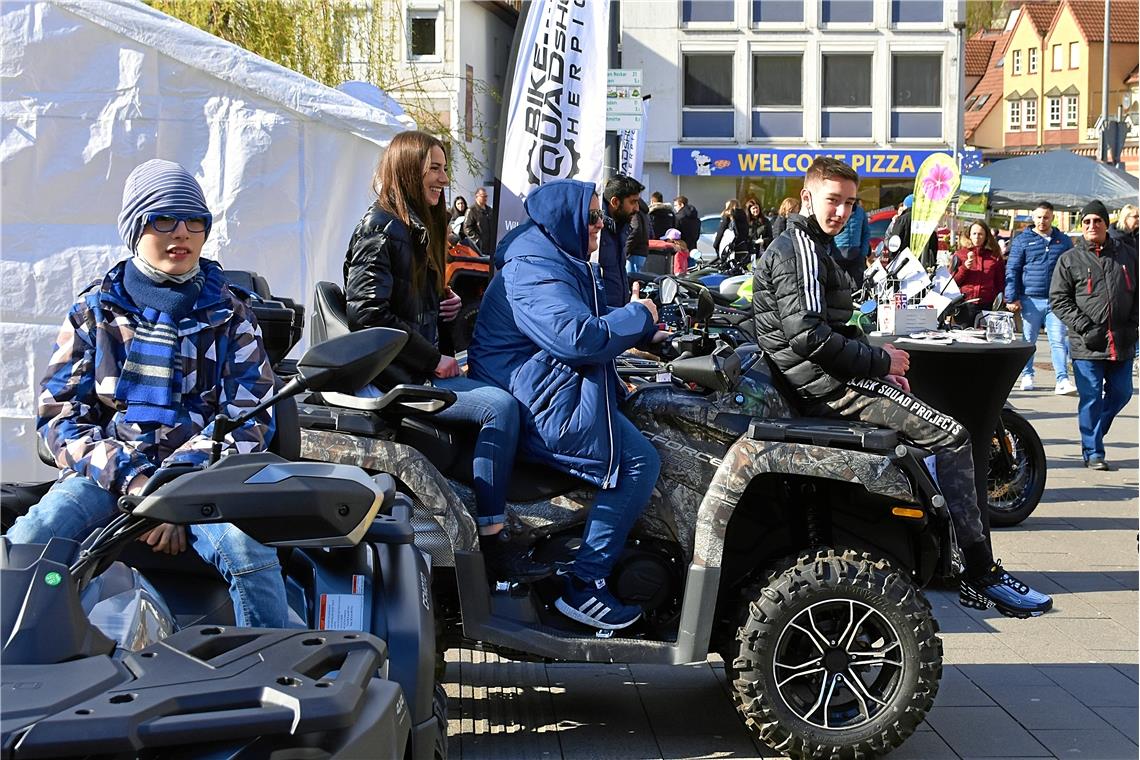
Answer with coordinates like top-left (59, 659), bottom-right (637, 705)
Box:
top-left (1020, 295), bottom-right (1070, 381)
top-left (433, 374), bottom-right (520, 527)
top-left (1072, 359), bottom-right (1134, 461)
top-left (570, 414), bottom-right (661, 582)
top-left (7, 475), bottom-right (289, 627)
top-left (626, 255), bottom-right (646, 273)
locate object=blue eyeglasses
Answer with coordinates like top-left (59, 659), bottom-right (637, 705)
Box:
top-left (145, 213), bottom-right (211, 234)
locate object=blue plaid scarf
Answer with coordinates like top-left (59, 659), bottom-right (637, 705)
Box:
top-left (116, 259), bottom-right (210, 425)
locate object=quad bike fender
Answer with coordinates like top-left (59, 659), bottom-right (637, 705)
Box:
top-left (300, 428), bottom-right (478, 565)
top-left (691, 437), bottom-right (917, 570)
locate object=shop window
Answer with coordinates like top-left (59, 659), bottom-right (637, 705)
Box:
top-left (1024, 98), bottom-right (1037, 128)
top-left (1028, 47), bottom-right (1038, 73)
top-left (1051, 44), bottom-right (1064, 71)
top-left (752, 54), bottom-right (802, 138)
top-left (1069, 42), bottom-right (1080, 68)
top-left (1064, 95), bottom-right (1079, 127)
top-left (821, 0), bottom-right (873, 23)
top-left (683, 53), bottom-right (734, 138)
top-left (408, 9), bottom-right (441, 61)
top-left (1047, 97), bottom-right (1061, 127)
top-left (752, 0), bottom-right (802, 23)
top-left (822, 53), bottom-right (871, 138)
top-left (1008, 99), bottom-right (1021, 130)
top-left (1012, 49), bottom-right (1021, 75)
top-left (891, 53), bottom-right (941, 139)
top-left (683, 0), bottom-right (734, 23)
top-left (891, 0), bottom-right (942, 23)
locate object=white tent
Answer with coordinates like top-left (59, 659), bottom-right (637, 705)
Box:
top-left (1, 0), bottom-right (414, 480)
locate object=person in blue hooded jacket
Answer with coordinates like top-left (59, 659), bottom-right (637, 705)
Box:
top-left (466, 179), bottom-right (667, 631)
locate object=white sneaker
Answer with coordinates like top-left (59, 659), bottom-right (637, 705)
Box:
top-left (1019, 375), bottom-right (1035, 391)
top-left (1054, 378), bottom-right (1078, 396)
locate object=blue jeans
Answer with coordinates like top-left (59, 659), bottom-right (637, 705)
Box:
top-left (571, 414), bottom-right (661, 582)
top-left (626, 255), bottom-right (646, 273)
top-left (1072, 359), bottom-right (1134, 460)
top-left (1020, 295), bottom-right (1070, 381)
top-left (433, 374), bottom-right (520, 527)
top-left (7, 476), bottom-right (289, 627)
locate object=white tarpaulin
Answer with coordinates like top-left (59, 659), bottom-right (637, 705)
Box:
top-left (496, 0), bottom-right (609, 243)
top-left (0, 0), bottom-right (414, 480)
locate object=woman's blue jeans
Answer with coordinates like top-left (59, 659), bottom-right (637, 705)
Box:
top-left (571, 413), bottom-right (661, 582)
top-left (1072, 359), bottom-right (1134, 460)
top-left (433, 374), bottom-right (521, 527)
top-left (7, 476), bottom-right (289, 628)
top-left (1020, 296), bottom-right (1070, 381)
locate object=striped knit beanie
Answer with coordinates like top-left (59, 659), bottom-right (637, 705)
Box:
top-left (117, 159), bottom-right (213, 253)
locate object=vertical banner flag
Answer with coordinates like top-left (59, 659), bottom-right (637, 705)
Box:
top-left (617, 99), bottom-right (648, 179)
top-left (495, 0), bottom-right (610, 244)
top-left (910, 153), bottom-right (960, 258)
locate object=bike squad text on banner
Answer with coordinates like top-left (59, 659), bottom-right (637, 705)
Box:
top-left (496, 0), bottom-right (609, 244)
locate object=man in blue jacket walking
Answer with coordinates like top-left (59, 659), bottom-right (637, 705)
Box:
top-left (1005, 201), bottom-right (1076, 394)
top-left (467, 179), bottom-right (666, 631)
top-left (832, 197), bottom-right (870, 283)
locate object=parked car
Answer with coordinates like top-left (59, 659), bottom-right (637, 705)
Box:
top-left (694, 214), bottom-right (722, 262)
top-left (868, 208), bottom-right (898, 252)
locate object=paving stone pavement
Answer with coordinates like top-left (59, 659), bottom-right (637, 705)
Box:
top-left (444, 340), bottom-right (1138, 759)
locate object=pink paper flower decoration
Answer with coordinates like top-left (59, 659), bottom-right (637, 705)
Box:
top-left (921, 163), bottom-right (955, 203)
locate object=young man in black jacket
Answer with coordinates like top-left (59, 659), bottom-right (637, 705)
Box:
top-left (753, 157), bottom-right (1052, 618)
top-left (1049, 200), bottom-right (1138, 471)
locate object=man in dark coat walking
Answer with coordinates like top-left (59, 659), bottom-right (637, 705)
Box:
top-left (598, 175), bottom-right (643, 307)
top-left (462, 186), bottom-right (496, 255)
top-left (1049, 200), bottom-right (1138, 470)
top-left (673, 195), bottom-right (701, 251)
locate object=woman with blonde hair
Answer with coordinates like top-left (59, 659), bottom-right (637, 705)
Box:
top-left (343, 130), bottom-right (546, 581)
top-left (771, 196), bottom-right (801, 238)
top-left (1110, 203), bottom-right (1138, 254)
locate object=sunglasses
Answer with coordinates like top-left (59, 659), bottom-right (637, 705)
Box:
top-left (588, 209), bottom-right (604, 225)
top-left (145, 213), bottom-right (210, 234)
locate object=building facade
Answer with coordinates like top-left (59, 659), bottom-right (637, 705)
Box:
top-left (620, 0), bottom-right (967, 217)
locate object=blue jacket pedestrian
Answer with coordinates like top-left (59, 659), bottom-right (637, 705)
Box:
top-left (468, 180), bottom-right (656, 488)
top-left (833, 201), bottom-right (869, 255)
top-left (1005, 226), bottom-right (1073, 303)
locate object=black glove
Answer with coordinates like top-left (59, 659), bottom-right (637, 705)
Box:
top-left (1083, 325), bottom-right (1108, 352)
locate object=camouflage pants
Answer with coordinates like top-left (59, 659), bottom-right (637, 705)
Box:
top-left (805, 376), bottom-right (987, 550)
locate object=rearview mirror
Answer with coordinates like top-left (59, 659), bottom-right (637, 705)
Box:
top-left (296, 328), bottom-right (408, 393)
top-left (694, 286), bottom-right (715, 322)
top-left (887, 234), bottom-right (903, 254)
top-left (659, 277), bottom-right (679, 305)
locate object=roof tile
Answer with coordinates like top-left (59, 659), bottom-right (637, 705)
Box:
top-left (964, 32), bottom-right (1011, 140)
top-left (1063, 0), bottom-right (1138, 43)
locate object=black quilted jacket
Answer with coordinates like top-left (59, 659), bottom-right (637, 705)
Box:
top-left (752, 214), bottom-right (891, 401)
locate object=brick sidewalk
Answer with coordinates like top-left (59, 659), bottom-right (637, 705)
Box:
top-left (446, 340), bottom-right (1138, 759)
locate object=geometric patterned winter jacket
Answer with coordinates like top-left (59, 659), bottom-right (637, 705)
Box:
top-left (37, 258), bottom-right (276, 495)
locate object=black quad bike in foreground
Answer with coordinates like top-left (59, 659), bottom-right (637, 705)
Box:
top-left (295, 277), bottom-right (967, 759)
top-left (1, 328), bottom-right (447, 759)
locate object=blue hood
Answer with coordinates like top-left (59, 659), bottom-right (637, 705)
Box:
top-left (495, 179), bottom-right (595, 268)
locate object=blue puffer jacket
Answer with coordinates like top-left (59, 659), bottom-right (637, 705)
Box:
top-left (1005, 227), bottom-right (1073, 302)
top-left (467, 180), bottom-right (656, 488)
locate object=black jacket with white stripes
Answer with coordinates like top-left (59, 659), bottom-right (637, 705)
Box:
top-left (752, 213), bottom-right (891, 402)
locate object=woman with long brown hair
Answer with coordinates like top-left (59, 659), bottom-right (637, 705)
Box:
top-left (343, 130), bottom-right (546, 581)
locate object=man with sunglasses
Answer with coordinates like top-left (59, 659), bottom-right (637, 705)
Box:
top-left (1049, 200), bottom-right (1138, 471)
top-left (6, 159), bottom-right (290, 629)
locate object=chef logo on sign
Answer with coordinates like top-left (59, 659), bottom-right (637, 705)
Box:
top-left (523, 0), bottom-right (587, 185)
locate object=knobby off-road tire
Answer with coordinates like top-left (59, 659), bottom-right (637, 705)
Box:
top-left (729, 549), bottom-right (942, 760)
top-left (432, 682), bottom-right (448, 760)
top-left (988, 409), bottom-right (1047, 528)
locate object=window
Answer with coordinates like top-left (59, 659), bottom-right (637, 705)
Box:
top-left (682, 53), bottom-right (734, 138)
top-left (1065, 95), bottom-right (1079, 127)
top-left (821, 53), bottom-right (872, 138)
top-left (891, 53), bottom-right (941, 138)
top-left (1052, 44), bottom-right (1064, 70)
top-left (752, 0), bottom-right (802, 23)
top-left (1029, 47), bottom-right (1038, 73)
top-left (752, 54), bottom-right (803, 138)
top-left (1012, 49), bottom-right (1022, 75)
top-left (821, 0), bottom-right (873, 23)
top-left (1069, 42), bottom-right (1081, 68)
top-left (408, 9), bottom-right (440, 60)
top-left (1008, 99), bottom-right (1021, 130)
top-left (1047, 96), bottom-right (1061, 127)
top-left (683, 0), bottom-right (734, 23)
top-left (1024, 97), bottom-right (1037, 128)
top-left (891, 0), bottom-right (942, 23)
top-left (973, 93), bottom-right (991, 110)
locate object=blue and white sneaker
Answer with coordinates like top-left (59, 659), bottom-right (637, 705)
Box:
top-left (555, 574), bottom-right (641, 630)
top-left (960, 561), bottom-right (1053, 618)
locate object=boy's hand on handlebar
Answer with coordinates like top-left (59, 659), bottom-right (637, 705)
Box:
top-left (630, 282), bottom-right (659, 323)
top-left (435, 355), bottom-right (461, 378)
top-left (439, 288), bottom-right (462, 322)
top-left (139, 523), bottom-right (187, 555)
top-left (126, 473), bottom-right (150, 496)
top-left (651, 330), bottom-right (672, 344)
top-left (882, 343), bottom-right (910, 375)
top-left (884, 374), bottom-right (911, 393)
